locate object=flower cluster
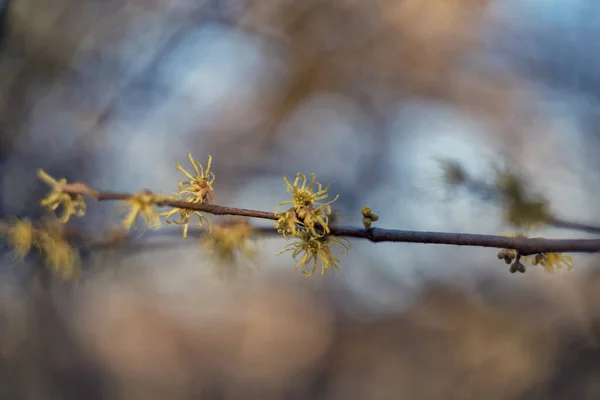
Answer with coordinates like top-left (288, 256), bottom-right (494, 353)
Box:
top-left (38, 219), bottom-right (80, 280)
top-left (120, 190), bottom-right (163, 231)
top-left (0, 217), bottom-right (35, 261)
top-left (201, 217), bottom-right (259, 279)
top-left (8, 156), bottom-right (581, 283)
top-left (496, 234), bottom-right (573, 274)
top-left (38, 169), bottom-right (87, 223)
top-left (531, 252), bottom-right (573, 274)
top-left (361, 206), bottom-right (379, 229)
top-left (497, 248), bottom-right (527, 274)
top-left (275, 173), bottom-right (338, 238)
top-left (162, 153), bottom-right (214, 238)
top-left (176, 153), bottom-right (215, 204)
top-left (275, 172), bottom-right (350, 276)
top-left (0, 217), bottom-right (80, 279)
top-left (278, 231), bottom-right (350, 277)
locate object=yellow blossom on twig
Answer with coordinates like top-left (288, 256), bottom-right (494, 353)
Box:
top-left (277, 232), bottom-right (351, 277)
top-left (532, 252), bottom-right (573, 274)
top-left (175, 153), bottom-right (215, 204)
top-left (120, 190), bottom-right (162, 231)
top-left (38, 231), bottom-right (80, 280)
top-left (274, 210), bottom-right (302, 238)
top-left (161, 195), bottom-right (210, 238)
top-left (275, 172), bottom-right (338, 238)
top-left (37, 169), bottom-right (86, 223)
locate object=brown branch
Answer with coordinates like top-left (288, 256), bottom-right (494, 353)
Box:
top-left (62, 183), bottom-right (278, 220)
top-left (56, 182), bottom-right (600, 256)
top-left (329, 227), bottom-right (600, 256)
top-left (547, 217), bottom-right (600, 235)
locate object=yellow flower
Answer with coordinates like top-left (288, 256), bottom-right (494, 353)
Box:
top-left (201, 218), bottom-right (259, 279)
top-left (37, 218), bottom-right (80, 279)
top-left (175, 153), bottom-right (215, 204)
top-left (0, 217), bottom-right (35, 260)
top-left (37, 169), bottom-right (86, 223)
top-left (277, 232), bottom-right (351, 277)
top-left (279, 172), bottom-right (338, 210)
top-left (296, 205), bottom-right (332, 237)
top-left (533, 252), bottom-right (573, 274)
top-left (38, 233), bottom-right (80, 280)
top-left (161, 195), bottom-right (209, 238)
top-left (274, 209), bottom-right (302, 238)
top-left (0, 216), bottom-right (80, 279)
top-left (120, 190), bottom-right (162, 231)
top-left (275, 172), bottom-right (339, 238)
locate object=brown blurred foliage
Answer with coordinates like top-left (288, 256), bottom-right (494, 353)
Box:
top-left (1, 270), bottom-right (600, 399)
top-left (0, 0), bottom-right (535, 175)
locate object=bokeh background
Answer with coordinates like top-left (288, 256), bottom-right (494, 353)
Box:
top-left (2, 0), bottom-right (600, 398)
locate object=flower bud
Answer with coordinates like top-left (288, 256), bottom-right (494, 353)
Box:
top-left (505, 250), bottom-right (515, 263)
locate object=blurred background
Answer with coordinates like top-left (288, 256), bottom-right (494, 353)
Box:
top-left (2, 0), bottom-right (600, 398)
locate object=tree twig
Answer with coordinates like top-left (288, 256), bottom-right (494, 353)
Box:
top-left (57, 182), bottom-right (600, 256)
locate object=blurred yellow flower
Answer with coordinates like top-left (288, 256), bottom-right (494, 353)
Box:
top-left (120, 190), bottom-right (162, 231)
top-left (201, 218), bottom-right (259, 279)
top-left (37, 169), bottom-right (86, 223)
top-left (533, 252), bottom-right (573, 274)
top-left (38, 232), bottom-right (80, 280)
top-left (0, 217), bottom-right (35, 260)
top-left (0, 216), bottom-right (79, 279)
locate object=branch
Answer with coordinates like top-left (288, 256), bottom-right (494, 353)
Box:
top-left (60, 183), bottom-right (600, 256)
top-left (61, 183), bottom-right (278, 220)
top-left (329, 227), bottom-right (600, 256)
top-left (547, 216), bottom-right (600, 235)
top-left (443, 162), bottom-right (600, 235)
